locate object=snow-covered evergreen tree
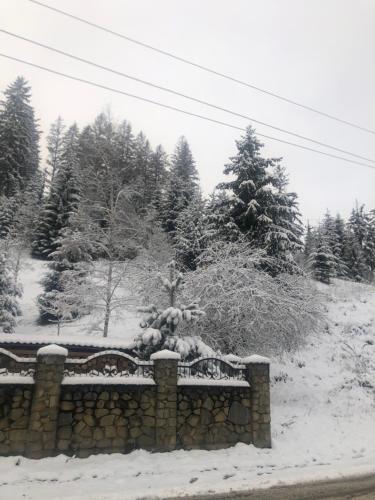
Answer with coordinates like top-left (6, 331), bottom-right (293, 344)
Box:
top-left (0, 77), bottom-right (40, 196)
top-left (32, 124), bottom-right (81, 258)
top-left (344, 231), bottom-right (368, 282)
top-left (364, 210), bottom-right (375, 274)
top-left (136, 260), bottom-right (205, 359)
top-left (162, 137), bottom-right (199, 235)
top-left (149, 144), bottom-right (169, 217)
top-left (174, 195), bottom-right (208, 270)
top-left (218, 127), bottom-right (303, 272)
top-left (46, 116), bottom-right (65, 184)
top-left (304, 222), bottom-right (315, 261)
top-left (38, 228), bottom-right (93, 333)
top-left (308, 234), bottom-right (335, 284)
top-left (0, 249), bottom-right (21, 333)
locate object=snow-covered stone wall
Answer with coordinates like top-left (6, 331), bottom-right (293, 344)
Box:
top-left (0, 346), bottom-right (271, 457)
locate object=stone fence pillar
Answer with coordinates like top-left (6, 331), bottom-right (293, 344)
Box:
top-left (26, 344), bottom-right (67, 458)
top-left (244, 355), bottom-right (271, 448)
top-left (151, 349), bottom-right (180, 452)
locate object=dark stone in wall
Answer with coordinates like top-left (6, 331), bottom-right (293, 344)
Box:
top-left (228, 401), bottom-right (250, 426)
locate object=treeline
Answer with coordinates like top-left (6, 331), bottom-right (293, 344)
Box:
top-left (0, 76), bottom-right (372, 354)
top-left (304, 206), bottom-right (375, 284)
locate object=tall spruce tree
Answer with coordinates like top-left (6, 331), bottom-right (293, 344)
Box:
top-left (308, 233), bottom-right (335, 284)
top-left (46, 116), bottom-right (65, 183)
top-left (174, 195), bottom-right (208, 271)
top-left (219, 127), bottom-right (303, 271)
top-left (0, 77), bottom-right (40, 197)
top-left (162, 136), bottom-right (199, 235)
top-left (32, 124), bottom-right (81, 258)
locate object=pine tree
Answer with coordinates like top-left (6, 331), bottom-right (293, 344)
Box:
top-left (133, 132), bottom-right (153, 210)
top-left (331, 214), bottom-right (350, 278)
top-left (0, 250), bottom-right (21, 333)
top-left (304, 222), bottom-right (315, 261)
top-left (308, 233), bottom-right (335, 284)
top-left (219, 127), bottom-right (303, 271)
top-left (204, 190), bottom-right (241, 244)
top-left (149, 144), bottom-right (168, 217)
top-left (0, 195), bottom-right (19, 239)
top-left (162, 136), bottom-right (199, 235)
top-left (0, 77), bottom-right (40, 196)
top-left (32, 124), bottom-right (81, 258)
top-left (38, 228), bottom-right (93, 333)
top-left (344, 231), bottom-right (368, 282)
top-left (174, 196), bottom-right (208, 270)
top-left (136, 260), bottom-right (205, 359)
top-left (46, 116), bottom-right (65, 183)
top-left (364, 210), bottom-right (375, 274)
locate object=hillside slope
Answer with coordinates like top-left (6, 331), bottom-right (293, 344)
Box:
top-left (3, 257), bottom-right (142, 346)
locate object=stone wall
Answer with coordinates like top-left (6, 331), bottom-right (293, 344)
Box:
top-left (0, 346), bottom-right (271, 458)
top-left (0, 385), bottom-right (32, 455)
top-left (57, 386), bottom-right (156, 457)
top-left (177, 386), bottom-right (252, 449)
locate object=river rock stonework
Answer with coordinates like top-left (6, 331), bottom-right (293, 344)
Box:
top-left (57, 386), bottom-right (157, 457)
top-left (177, 386), bottom-right (252, 449)
top-left (0, 385), bottom-right (32, 455)
top-left (0, 346), bottom-right (271, 457)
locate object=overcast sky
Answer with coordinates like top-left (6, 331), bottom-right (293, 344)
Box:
top-left (1, 0), bottom-right (374, 223)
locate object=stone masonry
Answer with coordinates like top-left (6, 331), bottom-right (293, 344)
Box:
top-left (0, 346), bottom-right (271, 457)
top-left (26, 345), bottom-right (67, 458)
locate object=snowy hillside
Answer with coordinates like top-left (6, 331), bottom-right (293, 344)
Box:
top-left (0, 277), bottom-right (374, 499)
top-left (2, 257), bottom-right (142, 346)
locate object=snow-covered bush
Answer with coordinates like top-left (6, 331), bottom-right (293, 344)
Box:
top-left (179, 241), bottom-right (323, 357)
top-left (135, 260), bottom-right (208, 360)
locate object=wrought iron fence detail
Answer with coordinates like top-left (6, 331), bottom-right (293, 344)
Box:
top-left (0, 349), bottom-right (36, 378)
top-left (63, 351), bottom-right (154, 379)
top-left (178, 357), bottom-right (247, 381)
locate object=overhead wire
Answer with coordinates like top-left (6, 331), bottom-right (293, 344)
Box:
top-left (1, 28), bottom-right (374, 165)
top-left (1, 52), bottom-right (375, 172)
top-left (27, 0), bottom-right (375, 136)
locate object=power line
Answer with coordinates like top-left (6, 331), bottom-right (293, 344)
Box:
top-left (1, 52), bottom-right (375, 173)
top-left (3, 29), bottom-right (374, 166)
top-left (28, 0), bottom-right (375, 136)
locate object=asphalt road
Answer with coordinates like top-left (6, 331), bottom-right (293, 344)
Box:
top-left (167, 473), bottom-right (375, 499)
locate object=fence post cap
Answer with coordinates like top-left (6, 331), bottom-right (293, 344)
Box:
top-left (37, 344), bottom-right (68, 357)
top-left (242, 354), bottom-right (270, 365)
top-left (150, 349), bottom-right (181, 361)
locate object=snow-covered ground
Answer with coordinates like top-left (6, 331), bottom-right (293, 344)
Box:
top-left (5, 257), bottom-right (142, 346)
top-left (0, 261), bottom-right (375, 499)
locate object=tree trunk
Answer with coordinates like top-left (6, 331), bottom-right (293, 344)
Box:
top-left (103, 261), bottom-right (113, 338)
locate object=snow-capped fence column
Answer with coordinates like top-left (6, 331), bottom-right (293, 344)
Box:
top-left (26, 344), bottom-right (67, 458)
top-left (244, 355), bottom-right (271, 448)
top-left (151, 350), bottom-right (180, 452)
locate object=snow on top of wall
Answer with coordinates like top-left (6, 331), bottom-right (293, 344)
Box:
top-left (222, 354), bottom-right (243, 363)
top-left (150, 349), bottom-right (181, 360)
top-left (0, 347), bottom-right (36, 363)
top-left (0, 376), bottom-right (34, 384)
top-left (62, 376), bottom-right (155, 386)
top-left (242, 354), bottom-right (270, 364)
top-left (37, 344), bottom-right (68, 357)
top-left (0, 333), bottom-right (136, 351)
top-left (178, 378), bottom-right (250, 387)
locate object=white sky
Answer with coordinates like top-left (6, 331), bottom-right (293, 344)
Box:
top-left (1, 0), bottom-right (374, 223)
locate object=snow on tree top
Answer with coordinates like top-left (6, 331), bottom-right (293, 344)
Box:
top-left (37, 344), bottom-right (68, 357)
top-left (150, 349), bottom-right (181, 360)
top-left (242, 354), bottom-right (270, 364)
